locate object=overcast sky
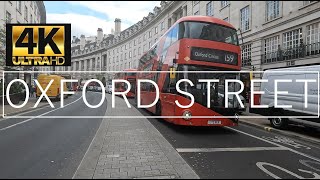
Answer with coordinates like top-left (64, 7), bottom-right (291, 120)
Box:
top-left (44, 1), bottom-right (161, 37)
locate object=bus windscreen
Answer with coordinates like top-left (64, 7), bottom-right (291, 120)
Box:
top-left (179, 21), bottom-right (239, 46)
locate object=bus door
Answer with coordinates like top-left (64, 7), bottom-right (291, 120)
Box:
top-left (161, 72), bottom-right (176, 118)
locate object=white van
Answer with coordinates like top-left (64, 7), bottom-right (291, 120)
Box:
top-left (105, 84), bottom-right (112, 94)
top-left (251, 65), bottom-right (320, 130)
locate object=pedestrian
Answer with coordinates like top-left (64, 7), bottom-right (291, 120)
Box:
top-left (32, 85), bottom-right (36, 97)
top-left (28, 84), bottom-right (32, 97)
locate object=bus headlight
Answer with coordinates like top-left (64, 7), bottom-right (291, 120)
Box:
top-left (182, 111), bottom-right (192, 120)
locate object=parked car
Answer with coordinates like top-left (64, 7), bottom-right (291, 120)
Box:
top-left (250, 65), bottom-right (319, 130)
top-left (96, 86), bottom-right (102, 92)
top-left (106, 84), bottom-right (112, 94)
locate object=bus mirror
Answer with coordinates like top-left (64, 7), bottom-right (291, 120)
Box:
top-left (170, 68), bottom-right (176, 79)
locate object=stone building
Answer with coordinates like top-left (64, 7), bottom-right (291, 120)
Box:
top-left (69, 1), bottom-right (320, 86)
top-left (0, 1), bottom-right (46, 85)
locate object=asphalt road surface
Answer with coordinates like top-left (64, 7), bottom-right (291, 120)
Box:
top-left (0, 91), bottom-right (107, 179)
top-left (129, 99), bottom-right (320, 179)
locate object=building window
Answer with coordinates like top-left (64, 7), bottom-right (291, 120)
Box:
top-left (241, 44), bottom-right (252, 66)
top-left (155, 38), bottom-right (158, 43)
top-left (144, 33), bottom-right (147, 40)
top-left (6, 11), bottom-right (11, 23)
top-left (240, 6), bottom-right (250, 31)
top-left (149, 31), bottom-right (152, 38)
top-left (129, 51), bottom-right (132, 58)
top-left (223, 17), bottom-right (229, 22)
top-left (266, 1), bottom-right (280, 21)
top-left (17, 1), bottom-right (22, 12)
top-left (155, 26), bottom-right (158, 34)
top-left (25, 6), bottom-right (28, 21)
top-left (283, 28), bottom-right (303, 50)
top-left (306, 22), bottom-right (320, 55)
top-left (264, 35), bottom-right (279, 62)
top-left (221, 1), bottom-right (229, 8)
top-left (194, 11), bottom-right (200, 15)
top-left (134, 49), bottom-right (136, 56)
top-left (134, 40), bottom-right (136, 46)
top-left (138, 47), bottom-right (141, 55)
top-left (265, 36), bottom-right (279, 53)
top-left (30, 1), bottom-right (33, 8)
top-left (149, 42), bottom-right (152, 48)
top-left (161, 22), bottom-right (164, 30)
top-left (206, 1), bottom-right (213, 16)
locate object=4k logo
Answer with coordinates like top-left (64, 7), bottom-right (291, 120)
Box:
top-left (6, 24), bottom-right (71, 66)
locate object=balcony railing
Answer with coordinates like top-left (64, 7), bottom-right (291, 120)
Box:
top-left (261, 42), bottom-right (320, 64)
top-left (242, 58), bottom-right (251, 67)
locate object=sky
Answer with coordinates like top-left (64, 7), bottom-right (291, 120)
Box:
top-left (44, 1), bottom-right (161, 37)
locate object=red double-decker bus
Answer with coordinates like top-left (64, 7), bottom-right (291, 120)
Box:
top-left (137, 16), bottom-right (242, 126)
top-left (114, 69), bottom-right (137, 98)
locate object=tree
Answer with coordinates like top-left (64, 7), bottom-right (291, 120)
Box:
top-left (0, 23), bottom-right (5, 67)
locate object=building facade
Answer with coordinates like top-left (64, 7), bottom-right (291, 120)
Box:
top-left (69, 1), bottom-right (320, 87)
top-left (0, 1), bottom-right (46, 84)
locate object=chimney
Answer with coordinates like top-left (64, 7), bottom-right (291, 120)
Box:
top-left (72, 36), bottom-right (76, 43)
top-left (114, 18), bottom-right (121, 36)
top-left (80, 34), bottom-right (85, 50)
top-left (97, 28), bottom-right (103, 44)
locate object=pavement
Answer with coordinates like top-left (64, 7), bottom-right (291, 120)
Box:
top-left (73, 94), bottom-right (199, 179)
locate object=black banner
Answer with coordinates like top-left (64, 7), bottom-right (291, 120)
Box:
top-left (190, 47), bottom-right (238, 65)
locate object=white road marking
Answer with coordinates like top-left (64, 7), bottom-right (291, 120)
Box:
top-left (226, 127), bottom-right (320, 163)
top-left (262, 136), bottom-right (311, 149)
top-left (176, 147), bottom-right (288, 153)
top-left (0, 95), bottom-right (83, 131)
top-left (256, 162), bottom-right (320, 179)
top-left (299, 160), bottom-right (320, 172)
top-left (1, 93), bottom-right (81, 121)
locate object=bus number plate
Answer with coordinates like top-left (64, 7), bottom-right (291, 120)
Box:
top-left (208, 120), bottom-right (221, 125)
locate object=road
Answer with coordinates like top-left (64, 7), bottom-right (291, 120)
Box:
top-left (130, 99), bottom-right (320, 179)
top-left (0, 91), bottom-right (107, 179)
top-left (0, 92), bottom-right (320, 179)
